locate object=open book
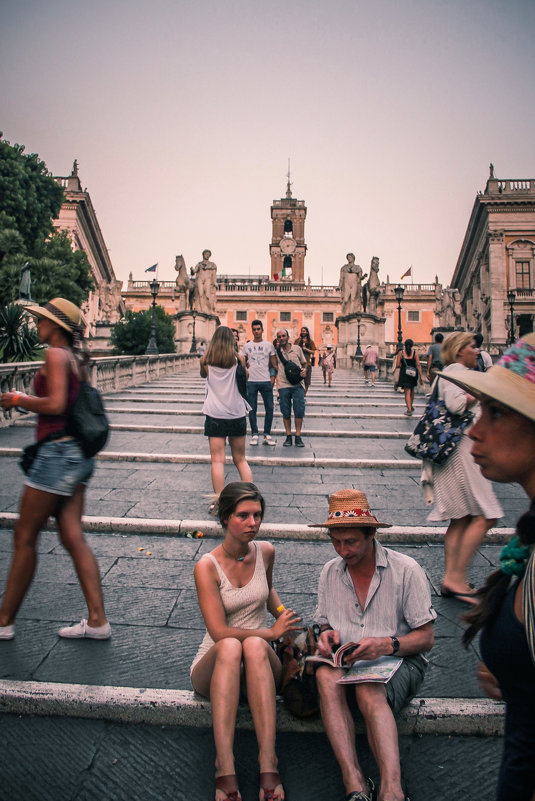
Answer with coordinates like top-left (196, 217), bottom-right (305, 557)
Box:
top-left (306, 643), bottom-right (403, 685)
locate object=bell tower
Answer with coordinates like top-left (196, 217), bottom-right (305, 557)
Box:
top-left (269, 165), bottom-right (307, 282)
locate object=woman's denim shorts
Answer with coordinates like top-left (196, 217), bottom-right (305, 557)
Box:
top-left (25, 438), bottom-right (94, 496)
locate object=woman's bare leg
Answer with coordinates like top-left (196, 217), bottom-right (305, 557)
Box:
top-left (208, 437), bottom-right (227, 495)
top-left (57, 485), bottom-right (107, 627)
top-left (242, 637), bottom-right (284, 799)
top-left (191, 638), bottom-right (243, 793)
top-left (0, 487), bottom-right (60, 626)
top-left (228, 437), bottom-right (253, 484)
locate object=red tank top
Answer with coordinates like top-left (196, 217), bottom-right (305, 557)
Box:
top-left (34, 365), bottom-right (80, 441)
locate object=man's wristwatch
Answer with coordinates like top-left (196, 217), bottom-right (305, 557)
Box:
top-left (390, 636), bottom-right (400, 655)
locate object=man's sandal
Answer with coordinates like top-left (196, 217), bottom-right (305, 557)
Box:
top-left (215, 774), bottom-right (241, 801)
top-left (346, 777), bottom-right (375, 801)
top-left (259, 771), bottom-right (285, 801)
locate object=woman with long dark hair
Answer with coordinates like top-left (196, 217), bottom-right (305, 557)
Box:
top-left (0, 298), bottom-right (109, 640)
top-left (191, 482), bottom-right (301, 801)
top-left (442, 333), bottom-right (535, 801)
top-left (395, 338), bottom-right (422, 415)
top-left (294, 326), bottom-right (316, 394)
top-left (200, 326), bottom-right (253, 506)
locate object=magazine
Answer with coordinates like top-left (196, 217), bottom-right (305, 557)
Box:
top-left (335, 656), bottom-right (403, 685)
top-left (306, 643), bottom-right (403, 685)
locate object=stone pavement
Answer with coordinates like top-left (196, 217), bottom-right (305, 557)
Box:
top-left (0, 365), bottom-right (524, 800)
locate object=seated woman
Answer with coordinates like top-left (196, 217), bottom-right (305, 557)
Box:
top-left (442, 333), bottom-right (535, 801)
top-left (191, 482), bottom-right (301, 801)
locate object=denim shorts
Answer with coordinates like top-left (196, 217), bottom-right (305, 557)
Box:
top-left (25, 438), bottom-right (94, 496)
top-left (278, 385), bottom-right (306, 419)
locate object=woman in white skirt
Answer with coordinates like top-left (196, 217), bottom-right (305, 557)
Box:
top-left (427, 332), bottom-right (503, 602)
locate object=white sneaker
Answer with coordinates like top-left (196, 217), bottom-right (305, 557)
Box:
top-left (0, 624), bottom-right (15, 640)
top-left (263, 435), bottom-right (276, 446)
top-left (250, 435), bottom-right (259, 446)
top-left (58, 619), bottom-right (111, 639)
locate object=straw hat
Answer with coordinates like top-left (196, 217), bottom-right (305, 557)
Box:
top-left (437, 332), bottom-right (535, 423)
top-left (309, 489), bottom-right (391, 528)
top-left (25, 298), bottom-right (85, 340)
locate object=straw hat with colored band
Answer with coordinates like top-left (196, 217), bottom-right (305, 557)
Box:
top-left (25, 298), bottom-right (85, 343)
top-left (437, 332), bottom-right (535, 424)
top-left (309, 489), bottom-right (391, 528)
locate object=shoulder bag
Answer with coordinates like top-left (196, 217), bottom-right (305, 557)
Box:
top-left (404, 378), bottom-right (474, 465)
top-left (276, 346), bottom-right (303, 385)
top-left (235, 360), bottom-right (248, 400)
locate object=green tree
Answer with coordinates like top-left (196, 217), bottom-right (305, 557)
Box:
top-left (110, 307), bottom-right (176, 355)
top-left (0, 304), bottom-right (43, 362)
top-left (0, 137), bottom-right (63, 254)
top-left (0, 135), bottom-right (94, 306)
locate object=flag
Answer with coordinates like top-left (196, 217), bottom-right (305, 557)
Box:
top-left (401, 266), bottom-right (412, 280)
top-left (273, 272), bottom-right (280, 281)
top-left (145, 263), bottom-right (158, 273)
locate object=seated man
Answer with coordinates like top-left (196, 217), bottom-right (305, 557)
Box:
top-left (310, 489), bottom-right (436, 801)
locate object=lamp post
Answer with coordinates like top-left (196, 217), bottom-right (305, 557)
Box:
top-left (355, 313), bottom-right (363, 357)
top-left (189, 309), bottom-right (198, 353)
top-left (507, 288), bottom-right (516, 346)
top-left (145, 278), bottom-right (160, 355)
top-left (394, 285), bottom-right (405, 351)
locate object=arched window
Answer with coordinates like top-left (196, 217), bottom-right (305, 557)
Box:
top-left (283, 256), bottom-right (293, 270)
top-left (284, 219), bottom-right (293, 234)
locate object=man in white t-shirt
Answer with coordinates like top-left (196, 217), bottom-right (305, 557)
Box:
top-left (241, 320), bottom-right (278, 446)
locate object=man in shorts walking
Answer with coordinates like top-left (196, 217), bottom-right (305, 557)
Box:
top-left (275, 329), bottom-right (307, 447)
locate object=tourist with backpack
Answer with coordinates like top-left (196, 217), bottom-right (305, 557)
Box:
top-left (0, 298), bottom-right (110, 641)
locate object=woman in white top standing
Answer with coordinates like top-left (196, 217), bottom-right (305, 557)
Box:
top-left (191, 482), bottom-right (301, 801)
top-left (201, 326), bottom-right (253, 505)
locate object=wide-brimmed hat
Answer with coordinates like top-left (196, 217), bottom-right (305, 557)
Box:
top-left (25, 298), bottom-right (85, 341)
top-left (309, 489), bottom-right (391, 529)
top-left (437, 332), bottom-right (535, 423)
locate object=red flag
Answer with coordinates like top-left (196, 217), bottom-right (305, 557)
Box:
top-left (273, 273), bottom-right (280, 281)
top-left (401, 266), bottom-right (412, 280)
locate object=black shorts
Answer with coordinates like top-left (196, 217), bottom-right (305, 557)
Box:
top-left (204, 415), bottom-right (247, 438)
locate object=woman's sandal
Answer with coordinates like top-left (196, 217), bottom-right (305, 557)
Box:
top-left (215, 774), bottom-right (241, 801)
top-left (259, 771), bottom-right (284, 801)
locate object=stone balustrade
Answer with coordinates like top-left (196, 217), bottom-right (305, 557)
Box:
top-left (0, 353), bottom-right (198, 428)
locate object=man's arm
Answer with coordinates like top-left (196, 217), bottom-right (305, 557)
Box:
top-left (344, 622), bottom-right (434, 664)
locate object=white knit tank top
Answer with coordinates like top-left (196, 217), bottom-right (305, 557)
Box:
top-left (202, 362), bottom-right (250, 419)
top-left (190, 541), bottom-right (269, 674)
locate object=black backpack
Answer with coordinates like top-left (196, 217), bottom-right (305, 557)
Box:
top-left (66, 381), bottom-right (110, 457)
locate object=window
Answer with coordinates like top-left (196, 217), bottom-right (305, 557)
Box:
top-left (407, 311), bottom-right (420, 322)
top-left (280, 311), bottom-right (291, 322)
top-left (236, 311), bottom-right (247, 321)
top-left (284, 218), bottom-right (293, 233)
top-left (323, 312), bottom-right (334, 322)
top-left (516, 261), bottom-right (531, 289)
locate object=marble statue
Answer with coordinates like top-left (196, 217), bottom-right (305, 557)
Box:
top-left (173, 254), bottom-right (190, 308)
top-left (437, 287), bottom-right (462, 328)
top-left (18, 262), bottom-right (31, 300)
top-left (193, 249), bottom-right (218, 314)
top-left (99, 280), bottom-right (122, 323)
top-left (339, 253), bottom-right (367, 315)
top-left (364, 256), bottom-right (382, 314)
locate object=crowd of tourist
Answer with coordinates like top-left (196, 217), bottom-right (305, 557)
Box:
top-left (1, 308), bottom-right (534, 801)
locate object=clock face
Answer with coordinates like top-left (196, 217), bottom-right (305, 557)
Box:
top-left (280, 237), bottom-right (296, 254)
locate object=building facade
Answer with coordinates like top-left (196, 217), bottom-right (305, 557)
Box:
top-left (451, 167), bottom-right (535, 351)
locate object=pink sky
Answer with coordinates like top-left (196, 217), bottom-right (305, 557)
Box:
top-left (2, 0), bottom-right (534, 288)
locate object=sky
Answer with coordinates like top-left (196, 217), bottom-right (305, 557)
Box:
top-left (2, 0), bottom-right (535, 289)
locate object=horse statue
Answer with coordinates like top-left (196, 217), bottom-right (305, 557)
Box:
top-left (173, 254), bottom-right (190, 309)
top-left (364, 256), bottom-right (382, 314)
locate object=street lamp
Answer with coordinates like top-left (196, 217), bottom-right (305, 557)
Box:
top-left (189, 309), bottom-right (198, 354)
top-left (355, 313), bottom-right (363, 357)
top-left (394, 285), bottom-right (405, 351)
top-left (507, 288), bottom-right (516, 346)
top-left (145, 278), bottom-right (160, 355)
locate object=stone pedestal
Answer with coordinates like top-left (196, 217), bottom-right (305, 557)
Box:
top-left (175, 311), bottom-right (219, 354)
top-left (336, 312), bottom-right (386, 368)
top-left (89, 320), bottom-right (115, 356)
